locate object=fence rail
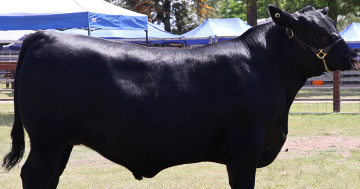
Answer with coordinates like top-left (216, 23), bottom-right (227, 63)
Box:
top-left (291, 75), bottom-right (360, 113)
top-left (0, 61), bottom-right (16, 93)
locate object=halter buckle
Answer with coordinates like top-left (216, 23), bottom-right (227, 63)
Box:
top-left (316, 49), bottom-right (327, 59)
top-left (286, 28), bottom-right (294, 39)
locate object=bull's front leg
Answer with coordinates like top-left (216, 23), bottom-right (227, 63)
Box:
top-left (223, 127), bottom-right (265, 189)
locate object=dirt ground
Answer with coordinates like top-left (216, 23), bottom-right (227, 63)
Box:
top-left (280, 136), bottom-right (360, 158)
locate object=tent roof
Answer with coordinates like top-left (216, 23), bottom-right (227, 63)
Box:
top-left (2, 34), bottom-right (29, 50)
top-left (339, 22), bottom-right (360, 49)
top-left (53, 22), bottom-right (180, 40)
top-left (0, 0), bottom-right (147, 30)
top-left (182, 18), bottom-right (251, 37)
top-left (180, 18), bottom-right (251, 45)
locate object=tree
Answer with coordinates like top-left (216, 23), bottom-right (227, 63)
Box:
top-left (219, 0), bottom-right (283, 22)
top-left (282, 0), bottom-right (360, 31)
top-left (204, 0), bottom-right (224, 18)
top-left (338, 13), bottom-right (360, 31)
top-left (246, 0), bottom-right (257, 26)
top-left (105, 0), bottom-right (213, 33)
top-left (219, 0), bottom-right (360, 30)
top-left (219, 0), bottom-right (247, 20)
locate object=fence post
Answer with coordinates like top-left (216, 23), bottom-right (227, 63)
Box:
top-left (333, 70), bottom-right (340, 112)
top-left (5, 72), bottom-right (9, 89)
top-left (11, 70), bottom-right (15, 92)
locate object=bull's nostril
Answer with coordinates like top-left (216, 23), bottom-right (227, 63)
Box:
top-left (350, 58), bottom-right (360, 70)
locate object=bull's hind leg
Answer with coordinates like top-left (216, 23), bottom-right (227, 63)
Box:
top-left (48, 144), bottom-right (73, 189)
top-left (21, 142), bottom-right (69, 189)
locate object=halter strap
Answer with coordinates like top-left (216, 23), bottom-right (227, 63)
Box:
top-left (285, 28), bottom-right (344, 72)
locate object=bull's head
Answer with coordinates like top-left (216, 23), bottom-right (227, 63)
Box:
top-left (268, 5), bottom-right (360, 77)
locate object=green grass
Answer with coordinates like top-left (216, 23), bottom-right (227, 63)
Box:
top-left (0, 103), bottom-right (14, 126)
top-left (256, 150), bottom-right (360, 188)
top-left (0, 82), bottom-right (14, 99)
top-left (1, 104), bottom-right (360, 188)
top-left (290, 102), bottom-right (360, 113)
top-left (288, 113), bottom-right (360, 137)
top-left (0, 92), bottom-right (14, 99)
top-left (0, 83), bottom-right (11, 89)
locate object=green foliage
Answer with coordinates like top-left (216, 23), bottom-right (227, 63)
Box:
top-left (338, 13), bottom-right (360, 31)
top-left (282, 0), bottom-right (327, 13)
top-left (104, 0), bottom-right (212, 33)
top-left (218, 0), bottom-right (360, 30)
top-left (104, 0), bottom-right (360, 33)
top-left (219, 0), bottom-right (283, 21)
top-left (204, 0), bottom-right (224, 18)
top-left (219, 0), bottom-right (247, 20)
top-left (280, 0), bottom-right (360, 31)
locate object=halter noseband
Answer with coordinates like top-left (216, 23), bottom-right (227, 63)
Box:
top-left (285, 28), bottom-right (344, 72)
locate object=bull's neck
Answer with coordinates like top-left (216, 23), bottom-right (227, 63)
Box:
top-left (271, 24), bottom-right (307, 101)
top-left (239, 22), bottom-right (308, 106)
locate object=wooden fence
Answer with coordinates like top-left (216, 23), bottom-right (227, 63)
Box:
top-left (0, 61), bottom-right (16, 92)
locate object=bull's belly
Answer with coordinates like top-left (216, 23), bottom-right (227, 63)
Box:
top-left (257, 133), bottom-right (287, 168)
top-left (70, 124), bottom-right (225, 166)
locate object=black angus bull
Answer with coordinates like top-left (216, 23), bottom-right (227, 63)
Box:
top-left (3, 5), bottom-right (360, 189)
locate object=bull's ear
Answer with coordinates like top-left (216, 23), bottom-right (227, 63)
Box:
top-left (318, 7), bottom-right (329, 15)
top-left (268, 4), bottom-right (294, 28)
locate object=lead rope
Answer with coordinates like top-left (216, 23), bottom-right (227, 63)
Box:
top-left (322, 57), bottom-right (332, 72)
top-left (285, 28), bottom-right (344, 73)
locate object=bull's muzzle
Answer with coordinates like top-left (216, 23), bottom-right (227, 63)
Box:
top-left (350, 57), bottom-right (360, 70)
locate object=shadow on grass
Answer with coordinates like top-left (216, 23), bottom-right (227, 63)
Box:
top-left (0, 113), bottom-right (14, 127)
top-left (0, 92), bottom-right (14, 99)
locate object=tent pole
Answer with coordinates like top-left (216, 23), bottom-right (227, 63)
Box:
top-left (87, 12), bottom-right (91, 36)
top-left (145, 30), bottom-right (148, 46)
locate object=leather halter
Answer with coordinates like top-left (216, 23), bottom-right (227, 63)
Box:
top-left (286, 28), bottom-right (344, 72)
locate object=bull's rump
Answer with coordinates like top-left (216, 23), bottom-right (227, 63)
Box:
top-left (16, 32), bottom-right (239, 168)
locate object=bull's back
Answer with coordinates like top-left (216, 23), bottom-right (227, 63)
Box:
top-left (18, 31), bottom-right (196, 115)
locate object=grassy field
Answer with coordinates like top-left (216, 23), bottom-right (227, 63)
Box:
top-left (0, 104), bottom-right (360, 188)
top-left (0, 92), bottom-right (13, 99)
top-left (290, 102), bottom-right (360, 113)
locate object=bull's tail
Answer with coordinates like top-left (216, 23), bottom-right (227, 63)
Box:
top-left (2, 33), bottom-right (40, 170)
top-left (2, 112), bottom-right (24, 171)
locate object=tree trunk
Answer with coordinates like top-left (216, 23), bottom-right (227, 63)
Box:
top-left (246, 0), bottom-right (257, 26)
top-left (325, 0), bottom-right (338, 26)
top-left (163, 0), bottom-right (171, 32)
